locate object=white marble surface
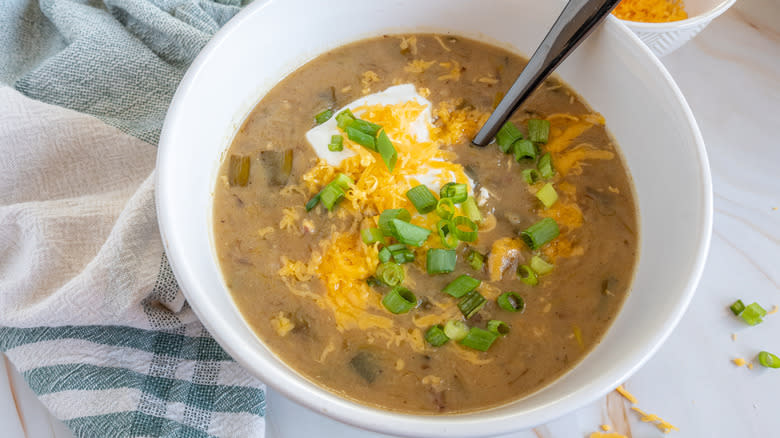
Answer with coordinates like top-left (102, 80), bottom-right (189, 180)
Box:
top-left (2, 1), bottom-right (778, 436)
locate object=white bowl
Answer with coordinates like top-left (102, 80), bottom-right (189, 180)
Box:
top-left (156, 0), bottom-right (712, 436)
top-left (617, 0), bottom-right (737, 56)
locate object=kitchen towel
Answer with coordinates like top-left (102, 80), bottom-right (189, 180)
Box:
top-left (0, 1), bottom-right (266, 437)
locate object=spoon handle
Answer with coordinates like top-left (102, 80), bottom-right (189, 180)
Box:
top-left (472, 0), bottom-right (621, 146)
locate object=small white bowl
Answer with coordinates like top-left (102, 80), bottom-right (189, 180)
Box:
top-left (616, 0), bottom-right (737, 56)
top-left (156, 0), bottom-right (712, 436)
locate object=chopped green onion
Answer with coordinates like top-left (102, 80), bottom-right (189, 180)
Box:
top-left (346, 126), bottom-right (376, 151)
top-left (440, 183), bottom-right (468, 204)
top-left (535, 183), bottom-right (558, 208)
top-left (538, 153), bottom-right (555, 179)
top-left (513, 139), bottom-right (536, 161)
top-left (497, 292), bottom-right (525, 312)
top-left (758, 351), bottom-right (780, 368)
top-left (522, 168), bottom-right (541, 185)
top-left (487, 320), bottom-right (510, 336)
top-left (392, 249), bottom-right (415, 264)
top-left (314, 109), bottom-right (334, 125)
top-left (458, 289), bottom-right (486, 319)
top-left (378, 208), bottom-right (411, 235)
top-left (346, 119), bottom-right (382, 136)
top-left (406, 185), bottom-right (438, 214)
top-left (335, 109), bottom-right (356, 130)
top-left (386, 243), bottom-right (407, 252)
top-left (425, 325), bottom-right (450, 347)
top-left (436, 198), bottom-right (456, 220)
top-left (382, 286), bottom-right (417, 314)
top-left (528, 119), bottom-right (550, 143)
top-left (461, 196), bottom-right (482, 223)
top-left (443, 320), bottom-right (469, 341)
top-left (376, 262), bottom-right (404, 287)
top-left (740, 302), bottom-right (767, 326)
top-left (466, 250), bottom-right (485, 271)
top-left (452, 216), bottom-right (478, 242)
top-left (361, 227), bottom-right (384, 245)
top-left (376, 129), bottom-right (397, 172)
top-left (530, 255), bottom-right (554, 275)
top-left (366, 276), bottom-right (382, 288)
top-left (305, 192), bottom-right (321, 211)
top-left (378, 247), bottom-right (391, 263)
top-left (331, 173), bottom-right (354, 190)
top-left (427, 249), bottom-right (457, 274)
top-left (729, 299), bottom-right (746, 315)
top-left (521, 218), bottom-right (560, 250)
top-left (442, 274), bottom-right (481, 298)
top-left (320, 183), bottom-right (345, 211)
top-left (518, 264), bottom-right (538, 286)
top-left (390, 219), bottom-right (431, 247)
top-left (459, 327), bottom-right (498, 352)
top-left (496, 121), bottom-right (523, 153)
top-left (328, 134), bottom-right (344, 152)
top-left (228, 154), bottom-right (251, 187)
top-left (437, 220), bottom-right (459, 249)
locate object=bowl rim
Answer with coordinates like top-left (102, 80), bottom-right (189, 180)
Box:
top-left (156, 1), bottom-right (713, 436)
top-left (614, 0), bottom-right (736, 30)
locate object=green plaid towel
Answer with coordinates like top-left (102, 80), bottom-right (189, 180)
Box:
top-left (0, 1), bottom-right (265, 437)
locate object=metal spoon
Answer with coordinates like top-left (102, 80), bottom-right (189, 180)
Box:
top-left (472, 0), bottom-right (621, 146)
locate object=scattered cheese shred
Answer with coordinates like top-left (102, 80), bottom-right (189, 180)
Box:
top-left (631, 407), bottom-right (680, 433)
top-left (612, 0), bottom-right (687, 23)
top-left (270, 312), bottom-right (295, 337)
top-left (768, 305), bottom-right (778, 315)
top-left (601, 424), bottom-right (612, 431)
top-left (589, 433), bottom-right (626, 438)
top-left (437, 60), bottom-right (462, 81)
top-left (398, 36), bottom-right (418, 55)
top-left (433, 35), bottom-right (451, 52)
top-left (258, 226), bottom-right (275, 238)
top-left (477, 76), bottom-right (499, 85)
top-left (615, 385), bottom-right (638, 404)
top-left (279, 207), bottom-right (301, 233)
top-left (487, 237), bottom-right (524, 282)
top-left (405, 59), bottom-right (436, 73)
top-left (731, 333), bottom-right (737, 341)
top-left (318, 341), bottom-right (335, 363)
top-left (361, 70), bottom-right (380, 94)
top-left (733, 357), bottom-right (747, 367)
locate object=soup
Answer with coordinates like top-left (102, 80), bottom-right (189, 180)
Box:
top-left (213, 34), bottom-right (638, 414)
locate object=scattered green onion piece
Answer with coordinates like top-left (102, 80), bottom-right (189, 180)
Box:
top-left (440, 183), bottom-right (468, 204)
top-left (328, 134), bottom-right (344, 152)
top-left (517, 264), bottom-right (538, 286)
top-left (513, 139), bottom-right (536, 161)
top-left (740, 302), bottom-right (767, 326)
top-left (320, 184), bottom-right (345, 211)
top-left (331, 173), bottom-right (354, 191)
top-left (346, 126), bottom-right (376, 151)
top-left (461, 196), bottom-right (482, 223)
top-left (376, 262), bottom-right (404, 287)
top-left (386, 243), bottom-right (407, 252)
top-left (228, 154), bottom-right (251, 187)
top-left (376, 129), bottom-right (397, 172)
top-left (758, 351), bottom-right (780, 368)
top-left (314, 109), bottom-right (334, 125)
top-left (382, 286), bottom-right (417, 314)
top-left (378, 247), bottom-right (392, 263)
top-left (496, 121), bottom-right (523, 153)
top-left (535, 183), bottom-right (558, 208)
top-left (406, 185), bottom-right (438, 214)
top-left (391, 248), bottom-right (415, 264)
top-left (346, 119), bottom-right (382, 136)
top-left (361, 227), bottom-right (384, 245)
top-left (458, 290), bottom-right (486, 319)
top-left (538, 153), bottom-right (555, 179)
top-left (390, 219), bottom-right (431, 247)
top-left (305, 192), bottom-right (321, 211)
top-left (729, 299), bottom-right (746, 316)
top-left (427, 249), bottom-right (457, 274)
top-left (522, 168), bottom-right (541, 185)
top-left (366, 276), bottom-right (382, 288)
top-left (335, 109), bottom-right (356, 130)
top-left (436, 198), bottom-right (456, 220)
top-left (452, 216), bottom-right (478, 242)
top-left (528, 119), bottom-right (550, 143)
top-left (459, 327), bottom-right (498, 352)
top-left (521, 218), bottom-right (560, 250)
top-left (442, 274), bottom-right (481, 298)
top-left (378, 208), bottom-right (411, 235)
top-left (425, 325), bottom-right (450, 347)
top-left (466, 250), bottom-right (485, 271)
top-left (443, 320), bottom-right (470, 341)
top-left (497, 292), bottom-right (525, 312)
top-left (487, 320), bottom-right (510, 336)
top-left (437, 220), bottom-right (459, 249)
top-left (530, 255), bottom-right (554, 275)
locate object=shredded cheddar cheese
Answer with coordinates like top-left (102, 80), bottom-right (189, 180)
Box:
top-left (318, 341), bottom-right (335, 363)
top-left (399, 36), bottom-right (418, 55)
top-left (601, 424), bottom-right (612, 431)
top-left (437, 60), bottom-right (462, 82)
top-left (279, 207), bottom-right (301, 233)
top-left (405, 59), bottom-right (436, 73)
top-left (361, 70), bottom-right (380, 94)
top-left (270, 312), bottom-right (295, 337)
top-left (589, 433), bottom-right (627, 438)
top-left (732, 357), bottom-right (747, 367)
top-left (433, 35), bottom-right (451, 52)
top-left (615, 385), bottom-right (638, 404)
top-left (768, 305), bottom-right (778, 315)
top-left (612, 0), bottom-right (687, 23)
top-left (258, 226), bottom-right (275, 238)
top-left (631, 407), bottom-right (680, 433)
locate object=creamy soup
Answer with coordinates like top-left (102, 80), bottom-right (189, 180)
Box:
top-left (213, 34), bottom-right (638, 414)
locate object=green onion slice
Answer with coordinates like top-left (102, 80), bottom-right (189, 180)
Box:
top-left (314, 109), bottom-right (334, 125)
top-left (424, 325), bottom-right (450, 347)
top-left (458, 289), bottom-right (486, 319)
top-left (320, 184), bottom-right (345, 211)
top-left (305, 192), bottom-right (321, 211)
top-left (443, 320), bottom-right (469, 341)
top-left (518, 264), bottom-right (538, 286)
top-left (376, 129), bottom-right (397, 172)
top-left (406, 185), bottom-right (438, 214)
top-left (437, 220), bottom-right (459, 249)
top-left (461, 196), bottom-right (482, 223)
top-left (513, 139), bottom-right (536, 161)
top-left (391, 247), bottom-right (415, 264)
top-left (366, 276), bottom-right (382, 288)
top-left (346, 126), bottom-right (376, 151)
top-left (459, 327), bottom-right (498, 352)
top-left (347, 119), bottom-right (382, 136)
top-left (529, 255), bottom-right (554, 275)
top-left (378, 247), bottom-right (391, 263)
top-left (740, 302), bottom-right (767, 326)
top-left (436, 198), bottom-right (456, 220)
top-left (452, 216), bottom-right (478, 242)
top-left (496, 121), bottom-right (523, 153)
top-left (729, 299), bottom-right (746, 316)
top-left (538, 153), bottom-right (555, 179)
top-left (378, 208), bottom-right (411, 235)
top-left (390, 219), bottom-right (431, 247)
top-left (382, 286), bottom-right (417, 314)
top-left (758, 351), bottom-right (780, 368)
top-left (467, 250), bottom-right (485, 271)
top-left (487, 320), bottom-right (510, 336)
top-left (331, 173), bottom-right (354, 191)
top-left (536, 183), bottom-right (558, 208)
top-left (440, 182), bottom-right (468, 204)
top-left (376, 262), bottom-right (404, 287)
top-left (497, 292), bottom-right (525, 312)
top-left (361, 227), bottom-right (384, 245)
top-left (328, 134), bottom-right (344, 152)
top-left (528, 119), bottom-right (550, 143)
top-left (228, 154), bottom-right (251, 187)
top-left (521, 218), bottom-right (560, 250)
top-left (442, 274), bottom-right (481, 298)
top-left (335, 109), bottom-right (356, 130)
top-left (427, 249), bottom-right (457, 274)
top-left (522, 168), bottom-right (541, 185)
